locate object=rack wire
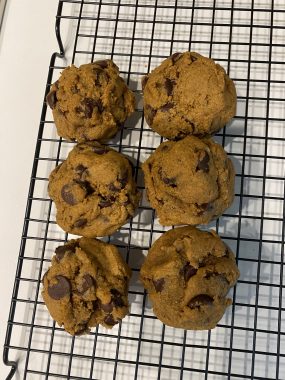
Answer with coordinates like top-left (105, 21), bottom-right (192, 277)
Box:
top-left (3, 0), bottom-right (285, 379)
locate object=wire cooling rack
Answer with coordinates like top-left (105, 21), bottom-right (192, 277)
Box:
top-left (3, 0), bottom-right (285, 379)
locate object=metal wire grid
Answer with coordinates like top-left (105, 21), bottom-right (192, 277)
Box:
top-left (3, 0), bottom-right (285, 379)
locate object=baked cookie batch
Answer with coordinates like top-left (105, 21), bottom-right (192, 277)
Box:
top-left (43, 52), bottom-right (239, 335)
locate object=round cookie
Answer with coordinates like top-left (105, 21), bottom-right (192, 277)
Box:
top-left (48, 141), bottom-right (140, 237)
top-left (142, 136), bottom-right (235, 226)
top-left (140, 226), bottom-right (239, 330)
top-left (46, 59), bottom-right (135, 142)
top-left (42, 238), bottom-right (131, 335)
top-left (142, 51), bottom-right (236, 140)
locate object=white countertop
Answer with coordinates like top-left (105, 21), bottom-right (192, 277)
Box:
top-left (0, 1), bottom-right (58, 377)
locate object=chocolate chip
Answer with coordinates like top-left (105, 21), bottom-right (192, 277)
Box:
top-left (75, 179), bottom-right (94, 196)
top-left (190, 54), bottom-right (198, 62)
top-left (104, 315), bottom-right (118, 326)
top-left (109, 183), bottom-right (120, 192)
top-left (48, 276), bottom-right (71, 300)
top-left (145, 105), bottom-right (157, 125)
top-left (182, 263), bottom-right (197, 281)
top-left (196, 151), bottom-right (210, 173)
top-left (171, 52), bottom-right (182, 64)
top-left (95, 59), bottom-right (109, 69)
top-left (99, 197), bottom-right (113, 208)
top-left (160, 102), bottom-right (174, 112)
top-left (162, 176), bottom-right (177, 187)
top-left (55, 242), bottom-right (78, 261)
top-left (158, 168), bottom-right (177, 187)
top-left (111, 289), bottom-right (125, 307)
top-left (61, 184), bottom-right (76, 205)
top-left (82, 98), bottom-right (95, 118)
top-left (164, 78), bottom-right (176, 96)
top-left (196, 202), bottom-right (212, 215)
top-left (92, 146), bottom-right (108, 155)
top-left (75, 326), bottom-right (88, 336)
top-left (93, 299), bottom-right (101, 311)
top-left (142, 75), bottom-right (149, 90)
top-left (46, 90), bottom-right (57, 109)
top-left (187, 294), bottom-right (214, 309)
top-left (75, 164), bottom-right (87, 176)
top-left (118, 173), bottom-right (128, 189)
top-left (74, 218), bottom-right (87, 228)
top-left (77, 274), bottom-right (95, 294)
top-left (101, 302), bottom-right (113, 313)
top-left (153, 278), bottom-right (165, 292)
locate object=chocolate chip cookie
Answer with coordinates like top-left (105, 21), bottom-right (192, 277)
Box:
top-left (48, 141), bottom-right (140, 237)
top-left (142, 136), bottom-right (235, 226)
top-left (42, 238), bottom-right (131, 335)
top-left (140, 226), bottom-right (239, 330)
top-left (142, 52), bottom-right (236, 140)
top-left (46, 60), bottom-right (135, 142)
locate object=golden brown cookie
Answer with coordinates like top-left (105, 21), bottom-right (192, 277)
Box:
top-left (140, 226), bottom-right (239, 330)
top-left (42, 238), bottom-right (131, 335)
top-left (48, 141), bottom-right (140, 237)
top-left (46, 60), bottom-right (135, 142)
top-left (142, 136), bottom-right (235, 226)
top-left (142, 52), bottom-right (236, 140)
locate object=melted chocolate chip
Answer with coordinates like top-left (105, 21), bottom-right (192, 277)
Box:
top-left (61, 184), bottom-right (76, 205)
top-left (153, 278), bottom-right (165, 292)
top-left (145, 105), bottom-right (157, 125)
top-left (77, 274), bottom-right (95, 294)
top-left (101, 303), bottom-right (114, 313)
top-left (182, 263), bottom-right (197, 281)
top-left (75, 326), bottom-right (88, 336)
top-left (74, 218), bottom-right (87, 228)
top-left (104, 315), bottom-right (118, 326)
top-left (164, 78), bottom-right (176, 96)
top-left (142, 75), bottom-right (149, 90)
top-left (47, 276), bottom-right (71, 300)
top-left (171, 52), bottom-right (182, 64)
top-left (160, 102), bottom-right (174, 112)
top-left (187, 294), bottom-right (214, 309)
top-left (46, 90), bottom-right (57, 109)
top-left (95, 59), bottom-right (109, 69)
top-left (190, 54), bottom-right (198, 62)
top-left (196, 151), bottom-right (210, 173)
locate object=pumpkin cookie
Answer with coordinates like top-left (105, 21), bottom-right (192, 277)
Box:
top-left (142, 136), bottom-right (235, 226)
top-left (42, 238), bottom-right (131, 335)
top-left (140, 226), bottom-right (239, 330)
top-left (46, 59), bottom-right (135, 142)
top-left (48, 141), bottom-right (140, 237)
top-left (142, 52), bottom-right (236, 139)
